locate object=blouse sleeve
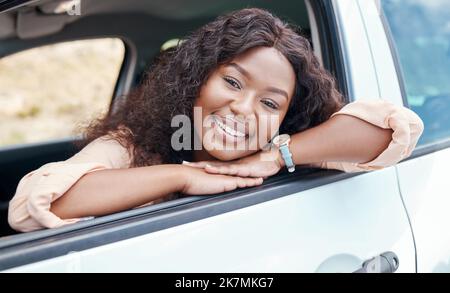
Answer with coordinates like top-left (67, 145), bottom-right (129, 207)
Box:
top-left (310, 100), bottom-right (424, 173)
top-left (8, 135), bottom-right (132, 232)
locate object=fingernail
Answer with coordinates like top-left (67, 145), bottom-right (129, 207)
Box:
top-left (182, 160), bottom-right (191, 165)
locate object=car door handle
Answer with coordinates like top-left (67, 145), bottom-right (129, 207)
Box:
top-left (353, 251), bottom-right (400, 273)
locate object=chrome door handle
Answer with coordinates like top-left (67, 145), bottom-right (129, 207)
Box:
top-left (353, 251), bottom-right (400, 273)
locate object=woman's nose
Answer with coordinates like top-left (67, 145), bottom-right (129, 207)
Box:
top-left (229, 93), bottom-right (255, 117)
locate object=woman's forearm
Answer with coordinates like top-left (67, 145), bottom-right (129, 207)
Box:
top-left (50, 164), bottom-right (185, 219)
top-left (290, 114), bottom-right (393, 165)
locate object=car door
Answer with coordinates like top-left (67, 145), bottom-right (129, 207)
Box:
top-left (1, 0), bottom-right (416, 273)
top-left (376, 0), bottom-right (450, 273)
top-left (3, 168), bottom-right (413, 273)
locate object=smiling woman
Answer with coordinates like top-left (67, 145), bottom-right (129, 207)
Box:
top-left (194, 47), bottom-right (296, 161)
top-left (8, 7), bottom-right (423, 232)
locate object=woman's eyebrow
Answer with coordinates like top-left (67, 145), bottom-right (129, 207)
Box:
top-left (265, 86), bottom-right (288, 100)
top-left (227, 62), bottom-right (288, 100)
top-left (228, 62), bottom-right (251, 78)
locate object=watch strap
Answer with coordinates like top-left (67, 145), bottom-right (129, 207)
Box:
top-left (279, 144), bottom-right (295, 172)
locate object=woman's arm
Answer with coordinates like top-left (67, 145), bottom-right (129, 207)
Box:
top-left (50, 165), bottom-right (184, 219)
top-left (9, 135), bottom-right (262, 232)
top-left (50, 164), bottom-right (263, 219)
top-left (288, 114), bottom-right (393, 166)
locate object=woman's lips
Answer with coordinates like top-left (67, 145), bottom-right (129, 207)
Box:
top-left (212, 115), bottom-right (250, 139)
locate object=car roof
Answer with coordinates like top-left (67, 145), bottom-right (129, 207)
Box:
top-left (0, 0), bottom-right (310, 40)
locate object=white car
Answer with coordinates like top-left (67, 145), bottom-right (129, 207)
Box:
top-left (0, 0), bottom-right (449, 273)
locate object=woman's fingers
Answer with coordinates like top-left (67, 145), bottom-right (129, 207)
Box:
top-left (236, 167), bottom-right (252, 177)
top-left (205, 164), bottom-right (243, 176)
top-left (249, 177), bottom-right (264, 186)
top-left (183, 167), bottom-right (264, 195)
top-left (205, 164), bottom-right (257, 178)
top-left (235, 176), bottom-right (263, 188)
top-left (205, 164), bottom-right (232, 174)
top-left (185, 160), bottom-right (268, 178)
top-left (182, 160), bottom-right (221, 168)
top-left (182, 161), bottom-right (208, 168)
top-left (220, 176), bottom-right (263, 192)
top-left (184, 161), bottom-right (254, 177)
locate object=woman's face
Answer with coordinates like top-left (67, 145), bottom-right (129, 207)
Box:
top-left (194, 46), bottom-right (296, 161)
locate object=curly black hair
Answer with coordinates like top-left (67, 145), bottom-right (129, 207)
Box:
top-left (78, 8), bottom-right (344, 168)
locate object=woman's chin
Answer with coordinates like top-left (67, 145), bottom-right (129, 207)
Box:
top-left (205, 149), bottom-right (254, 161)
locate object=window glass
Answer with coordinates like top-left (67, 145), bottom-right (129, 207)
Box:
top-left (382, 0), bottom-right (450, 145)
top-left (0, 38), bottom-right (125, 147)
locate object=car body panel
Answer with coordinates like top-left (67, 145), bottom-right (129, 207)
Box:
top-left (396, 148), bottom-right (450, 272)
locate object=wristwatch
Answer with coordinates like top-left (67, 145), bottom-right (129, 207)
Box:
top-left (272, 134), bottom-right (295, 173)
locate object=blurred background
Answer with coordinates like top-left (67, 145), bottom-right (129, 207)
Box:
top-left (0, 38), bottom-right (124, 146)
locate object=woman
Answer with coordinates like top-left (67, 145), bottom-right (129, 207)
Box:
top-left (8, 8), bottom-right (423, 232)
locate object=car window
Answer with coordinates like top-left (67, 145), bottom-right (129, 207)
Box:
top-left (0, 38), bottom-right (125, 148)
top-left (381, 0), bottom-right (450, 146)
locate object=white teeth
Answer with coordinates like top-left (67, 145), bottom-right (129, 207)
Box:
top-left (214, 116), bottom-right (246, 137)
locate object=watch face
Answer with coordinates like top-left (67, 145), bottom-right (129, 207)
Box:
top-left (272, 134), bottom-right (290, 146)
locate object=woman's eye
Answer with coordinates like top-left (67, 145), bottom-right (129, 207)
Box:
top-left (224, 77), bottom-right (241, 90)
top-left (261, 99), bottom-right (279, 110)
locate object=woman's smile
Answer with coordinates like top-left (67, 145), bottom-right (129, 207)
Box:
top-left (212, 115), bottom-right (249, 139)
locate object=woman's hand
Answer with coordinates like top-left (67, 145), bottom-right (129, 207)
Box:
top-left (180, 165), bottom-right (264, 195)
top-left (183, 149), bottom-right (284, 178)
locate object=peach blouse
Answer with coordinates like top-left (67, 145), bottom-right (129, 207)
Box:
top-left (8, 100), bottom-right (424, 232)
